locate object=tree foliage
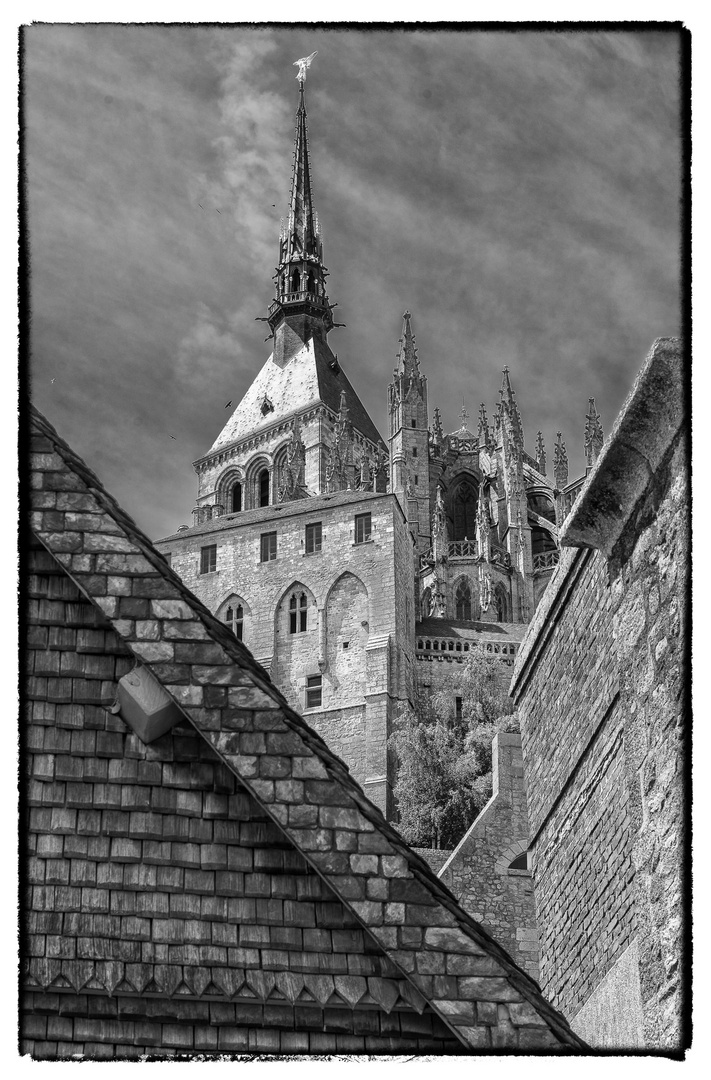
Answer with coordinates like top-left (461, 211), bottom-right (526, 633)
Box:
top-left (389, 647), bottom-right (518, 850)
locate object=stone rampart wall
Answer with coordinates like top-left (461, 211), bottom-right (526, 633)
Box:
top-left (510, 339), bottom-right (688, 1051)
top-left (439, 734), bottom-right (538, 981)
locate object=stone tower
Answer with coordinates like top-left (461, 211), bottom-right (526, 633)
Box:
top-left (155, 70), bottom-right (414, 819)
top-left (155, 62), bottom-right (603, 817)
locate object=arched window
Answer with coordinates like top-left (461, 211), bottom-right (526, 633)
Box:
top-left (509, 852), bottom-right (529, 871)
top-left (455, 580), bottom-right (472, 621)
top-left (291, 268), bottom-right (300, 293)
top-left (231, 483), bottom-right (242, 514)
top-left (224, 603), bottom-right (244, 642)
top-left (289, 592), bottom-right (308, 634)
top-left (258, 469), bottom-right (270, 508)
top-left (451, 480), bottom-right (478, 540)
top-left (531, 525), bottom-right (557, 558)
top-left (421, 587), bottom-right (432, 619)
top-left (495, 585), bottom-right (510, 623)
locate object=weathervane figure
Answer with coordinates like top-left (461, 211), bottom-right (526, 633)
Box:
top-left (294, 51), bottom-right (317, 82)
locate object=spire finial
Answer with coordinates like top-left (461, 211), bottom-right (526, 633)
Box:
top-left (459, 400), bottom-right (470, 429)
top-left (294, 51), bottom-right (317, 83)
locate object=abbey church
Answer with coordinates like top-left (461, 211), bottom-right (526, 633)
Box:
top-left (22, 50), bottom-right (687, 1056)
top-left (154, 78), bottom-right (605, 818)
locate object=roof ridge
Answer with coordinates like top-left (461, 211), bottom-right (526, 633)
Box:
top-left (27, 404), bottom-right (585, 1052)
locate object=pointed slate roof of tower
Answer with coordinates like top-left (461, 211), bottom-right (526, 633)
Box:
top-left (207, 335), bottom-right (384, 455)
top-left (27, 404), bottom-right (585, 1053)
top-left (205, 75), bottom-right (384, 460)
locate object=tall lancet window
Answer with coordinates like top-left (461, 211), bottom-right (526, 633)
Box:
top-left (224, 603), bottom-right (244, 642)
top-left (291, 268), bottom-right (300, 293)
top-left (258, 469), bottom-right (270, 507)
top-left (231, 483), bottom-right (242, 514)
top-left (451, 481), bottom-right (478, 540)
top-left (307, 270), bottom-right (315, 295)
top-left (495, 585), bottom-right (510, 623)
top-left (455, 580), bottom-right (472, 621)
top-left (289, 592), bottom-right (308, 634)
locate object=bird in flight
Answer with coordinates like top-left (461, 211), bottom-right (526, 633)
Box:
top-left (215, 208), bottom-right (221, 214)
top-left (169, 434), bottom-right (176, 440)
top-left (198, 203), bottom-right (204, 210)
top-left (224, 400), bottom-right (232, 409)
top-left (294, 51), bottom-right (317, 81)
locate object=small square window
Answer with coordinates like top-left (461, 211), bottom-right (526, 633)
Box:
top-left (305, 522), bottom-right (322, 555)
top-left (342, 641), bottom-right (349, 650)
top-left (260, 532), bottom-right (277, 562)
top-left (306, 674), bottom-right (322, 709)
top-left (412, 447), bottom-right (418, 457)
top-left (354, 513), bottom-right (372, 545)
top-left (411, 419), bottom-right (416, 428)
top-left (200, 545), bottom-right (216, 574)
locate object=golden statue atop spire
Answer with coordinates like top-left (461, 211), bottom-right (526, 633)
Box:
top-left (293, 51), bottom-right (317, 82)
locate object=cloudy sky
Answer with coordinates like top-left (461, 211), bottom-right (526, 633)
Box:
top-left (24, 25), bottom-right (683, 541)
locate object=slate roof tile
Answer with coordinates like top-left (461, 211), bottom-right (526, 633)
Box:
top-left (25, 405), bottom-right (586, 1053)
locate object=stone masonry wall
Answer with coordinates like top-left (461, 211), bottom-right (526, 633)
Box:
top-left (156, 492), bottom-right (409, 808)
top-left (510, 339), bottom-right (688, 1051)
top-left (22, 542), bottom-right (463, 1057)
top-left (439, 734), bottom-right (539, 982)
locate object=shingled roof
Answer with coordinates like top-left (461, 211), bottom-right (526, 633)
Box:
top-left (25, 405), bottom-right (585, 1053)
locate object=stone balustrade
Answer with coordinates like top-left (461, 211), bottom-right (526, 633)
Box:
top-left (533, 549), bottom-right (560, 571)
top-left (416, 636), bottom-right (519, 666)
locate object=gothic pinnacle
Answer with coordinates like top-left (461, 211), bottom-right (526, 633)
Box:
top-left (478, 403), bottom-right (490, 446)
top-left (500, 368), bottom-right (524, 449)
top-left (432, 407), bottom-right (444, 444)
top-left (397, 310), bottom-right (420, 377)
top-left (536, 431), bottom-right (547, 475)
top-left (553, 432), bottom-right (569, 490)
top-left (584, 397), bottom-right (604, 468)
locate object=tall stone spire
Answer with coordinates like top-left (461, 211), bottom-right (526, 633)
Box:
top-left (282, 82), bottom-right (319, 269)
top-left (267, 74), bottom-right (334, 355)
